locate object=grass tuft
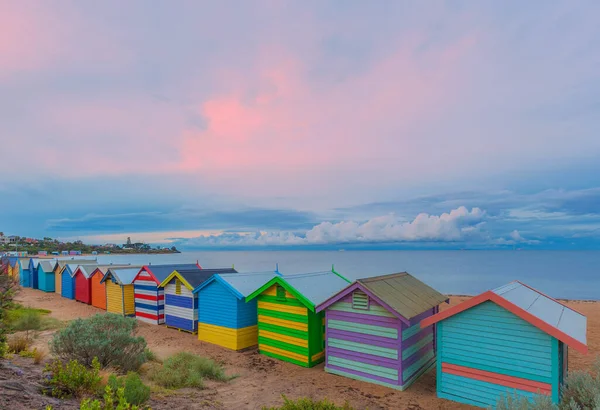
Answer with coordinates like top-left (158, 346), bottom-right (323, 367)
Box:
top-left (262, 396), bottom-right (356, 410)
top-left (148, 352), bottom-right (233, 389)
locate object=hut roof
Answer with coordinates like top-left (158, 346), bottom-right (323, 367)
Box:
top-left (193, 271), bottom-right (281, 298)
top-left (159, 267), bottom-right (237, 291)
top-left (39, 261), bottom-right (55, 272)
top-left (316, 272), bottom-right (448, 321)
top-left (139, 263), bottom-right (202, 284)
top-left (247, 270), bottom-right (351, 311)
top-left (421, 281), bottom-right (588, 354)
top-left (100, 267), bottom-right (144, 285)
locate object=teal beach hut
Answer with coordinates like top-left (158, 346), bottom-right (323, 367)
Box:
top-left (18, 258), bottom-right (31, 287)
top-left (28, 258), bottom-right (39, 288)
top-left (421, 281), bottom-right (588, 408)
top-left (194, 270), bottom-right (282, 351)
top-left (37, 261), bottom-right (56, 292)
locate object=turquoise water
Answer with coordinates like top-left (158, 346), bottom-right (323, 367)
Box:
top-left (95, 250), bottom-right (600, 300)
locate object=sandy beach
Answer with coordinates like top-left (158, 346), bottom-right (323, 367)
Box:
top-left (13, 288), bottom-right (599, 410)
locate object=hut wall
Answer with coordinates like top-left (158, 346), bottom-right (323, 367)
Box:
top-left (106, 281), bottom-right (124, 315)
top-left (31, 267), bottom-right (40, 290)
top-left (437, 301), bottom-right (558, 408)
top-left (399, 307), bottom-right (436, 389)
top-left (197, 280), bottom-right (259, 350)
top-left (90, 273), bottom-right (107, 310)
top-left (54, 268), bottom-right (63, 295)
top-left (324, 292), bottom-right (402, 388)
top-left (164, 280), bottom-right (197, 332)
top-left (37, 267), bottom-right (55, 292)
top-left (75, 273), bottom-right (91, 304)
top-left (123, 285), bottom-right (135, 316)
top-left (133, 270), bottom-right (164, 324)
top-left (61, 270), bottom-right (76, 299)
top-left (256, 284), bottom-right (324, 368)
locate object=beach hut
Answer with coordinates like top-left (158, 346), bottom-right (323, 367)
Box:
top-left (90, 267), bottom-right (110, 310)
top-left (74, 264), bottom-right (100, 304)
top-left (193, 270), bottom-right (282, 350)
top-left (61, 262), bottom-right (99, 300)
top-left (315, 272), bottom-right (448, 391)
top-left (132, 263), bottom-right (202, 325)
top-left (28, 258), bottom-right (39, 289)
top-left (246, 269), bottom-right (351, 368)
top-left (159, 267), bottom-right (237, 333)
top-left (101, 267), bottom-right (144, 316)
top-left (37, 261), bottom-right (56, 292)
top-left (17, 258), bottom-right (30, 287)
top-left (421, 281), bottom-right (587, 408)
top-left (54, 258), bottom-right (97, 295)
top-left (11, 259), bottom-right (21, 284)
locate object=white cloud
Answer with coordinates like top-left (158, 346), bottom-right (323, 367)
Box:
top-left (176, 206), bottom-right (487, 247)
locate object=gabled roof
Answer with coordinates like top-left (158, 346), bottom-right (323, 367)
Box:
top-left (66, 262), bottom-right (99, 277)
top-left (135, 263), bottom-right (202, 284)
top-left (159, 267), bottom-right (237, 291)
top-left (54, 258), bottom-right (97, 271)
top-left (246, 270), bottom-right (351, 311)
top-left (193, 271), bottom-right (282, 299)
top-left (29, 258), bottom-right (40, 268)
top-left (39, 261), bottom-right (55, 272)
top-left (316, 272), bottom-right (448, 321)
top-left (101, 267), bottom-right (144, 285)
top-left (421, 281), bottom-right (588, 354)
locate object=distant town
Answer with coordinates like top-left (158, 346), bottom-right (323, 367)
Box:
top-left (0, 233), bottom-right (179, 256)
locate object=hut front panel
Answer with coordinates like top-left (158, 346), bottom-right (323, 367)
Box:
top-left (106, 281), bottom-right (125, 315)
top-left (38, 267), bottom-right (55, 292)
top-left (257, 284), bottom-right (312, 367)
top-left (61, 271), bottom-right (76, 299)
top-left (20, 267), bottom-right (31, 287)
top-left (164, 282), bottom-right (198, 332)
top-left (199, 280), bottom-right (239, 329)
top-left (134, 271), bottom-right (164, 324)
top-left (91, 274), bottom-right (107, 310)
top-left (55, 269), bottom-right (62, 295)
top-left (123, 285), bottom-right (135, 316)
top-left (75, 274), bottom-right (91, 304)
top-left (198, 322), bottom-right (258, 350)
top-left (324, 292), bottom-right (401, 387)
top-left (437, 301), bottom-right (555, 408)
top-left (400, 307), bottom-right (436, 389)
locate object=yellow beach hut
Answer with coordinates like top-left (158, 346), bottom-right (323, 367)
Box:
top-left (101, 267), bottom-right (143, 316)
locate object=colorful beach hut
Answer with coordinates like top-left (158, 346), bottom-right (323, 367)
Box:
top-left (132, 263), bottom-right (202, 325)
top-left (90, 267), bottom-right (110, 310)
top-left (159, 267), bottom-right (237, 333)
top-left (421, 281), bottom-right (587, 408)
top-left (28, 258), bottom-right (39, 289)
top-left (17, 258), bottom-right (31, 287)
top-left (194, 270), bottom-right (282, 350)
top-left (53, 258), bottom-right (96, 295)
top-left (315, 272), bottom-right (448, 391)
top-left (101, 267), bottom-right (143, 316)
top-left (37, 261), bottom-right (56, 292)
top-left (246, 269), bottom-right (351, 368)
top-left (74, 264), bottom-right (100, 304)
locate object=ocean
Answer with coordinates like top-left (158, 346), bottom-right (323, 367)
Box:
top-left (94, 250), bottom-right (600, 300)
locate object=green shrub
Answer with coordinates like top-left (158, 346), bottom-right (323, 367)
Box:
top-left (148, 352), bottom-right (231, 389)
top-left (144, 348), bottom-right (161, 363)
top-left (263, 396), bottom-right (355, 410)
top-left (19, 348), bottom-right (37, 358)
top-left (6, 305), bottom-right (60, 332)
top-left (494, 392), bottom-right (556, 410)
top-left (45, 357), bottom-right (102, 398)
top-left (50, 314), bottom-right (147, 372)
top-left (560, 359), bottom-right (600, 410)
top-left (0, 270), bottom-right (19, 358)
top-left (107, 372), bottom-right (150, 406)
top-left (80, 386), bottom-right (139, 410)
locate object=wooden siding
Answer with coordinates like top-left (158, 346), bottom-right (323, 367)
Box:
top-left (106, 281), bottom-right (125, 315)
top-left (197, 279), bottom-right (260, 350)
top-left (134, 269), bottom-right (164, 325)
top-left (123, 284), bottom-right (135, 316)
top-left (90, 273), bottom-right (107, 310)
top-left (256, 284), bottom-right (324, 368)
top-left (75, 272), bottom-right (92, 304)
top-left (61, 269), bottom-right (76, 299)
top-left (437, 301), bottom-right (557, 408)
top-left (20, 267), bottom-right (31, 287)
top-left (164, 281), bottom-right (198, 332)
top-left (400, 307), bottom-right (436, 389)
top-left (55, 268), bottom-right (63, 295)
top-left (37, 266), bottom-right (55, 292)
top-left (198, 323), bottom-right (258, 350)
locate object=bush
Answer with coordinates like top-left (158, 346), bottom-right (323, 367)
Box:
top-left (263, 396), bottom-right (355, 410)
top-left (11, 310), bottom-right (42, 341)
top-left (50, 314), bottom-right (147, 372)
top-left (144, 348), bottom-right (161, 363)
top-left (80, 386), bottom-right (139, 410)
top-left (44, 357), bottom-right (102, 398)
top-left (34, 348), bottom-right (48, 364)
top-left (6, 305), bottom-right (60, 332)
top-left (148, 352), bottom-right (231, 389)
top-left (7, 334), bottom-right (29, 353)
top-left (495, 392), bottom-right (556, 410)
top-left (107, 372), bottom-right (150, 406)
top-left (560, 359), bottom-right (600, 410)
top-left (0, 270), bottom-right (19, 358)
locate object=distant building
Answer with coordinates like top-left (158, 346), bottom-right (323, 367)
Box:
top-left (38, 251), bottom-right (48, 256)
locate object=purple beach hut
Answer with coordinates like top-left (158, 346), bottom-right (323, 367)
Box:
top-left (315, 272), bottom-right (448, 391)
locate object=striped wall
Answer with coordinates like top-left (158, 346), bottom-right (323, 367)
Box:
top-left (134, 270), bottom-right (164, 325)
top-left (61, 269), bottom-right (76, 299)
top-left (400, 307), bottom-right (436, 389)
top-left (197, 279), bottom-right (260, 350)
top-left (164, 281), bottom-right (198, 333)
top-left (37, 266), bottom-right (55, 292)
top-left (256, 284), bottom-right (324, 368)
top-left (437, 301), bottom-right (558, 408)
top-left (324, 292), bottom-right (402, 388)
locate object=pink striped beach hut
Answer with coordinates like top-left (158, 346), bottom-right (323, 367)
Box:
top-left (316, 272), bottom-right (448, 391)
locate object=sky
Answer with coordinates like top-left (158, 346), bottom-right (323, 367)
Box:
top-left (1, 1), bottom-right (599, 250)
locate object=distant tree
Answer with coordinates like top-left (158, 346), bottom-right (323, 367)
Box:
top-left (170, 246), bottom-right (177, 252)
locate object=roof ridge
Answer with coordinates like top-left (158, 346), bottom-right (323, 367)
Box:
top-left (514, 280), bottom-right (585, 317)
top-left (358, 272), bottom-right (409, 283)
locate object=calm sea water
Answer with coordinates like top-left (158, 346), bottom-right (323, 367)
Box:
top-left (95, 250), bottom-right (600, 300)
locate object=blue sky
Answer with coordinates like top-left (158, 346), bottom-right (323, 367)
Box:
top-left (0, 1), bottom-right (599, 249)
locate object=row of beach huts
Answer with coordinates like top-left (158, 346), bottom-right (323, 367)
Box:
top-left (0, 255), bottom-right (588, 408)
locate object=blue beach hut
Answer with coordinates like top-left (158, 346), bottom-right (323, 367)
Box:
top-left (37, 261), bottom-right (55, 292)
top-left (27, 258), bottom-right (39, 288)
top-left (194, 270), bottom-right (282, 351)
top-left (18, 258), bottom-right (31, 287)
top-left (61, 263), bottom-right (98, 299)
top-left (159, 267), bottom-right (237, 333)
